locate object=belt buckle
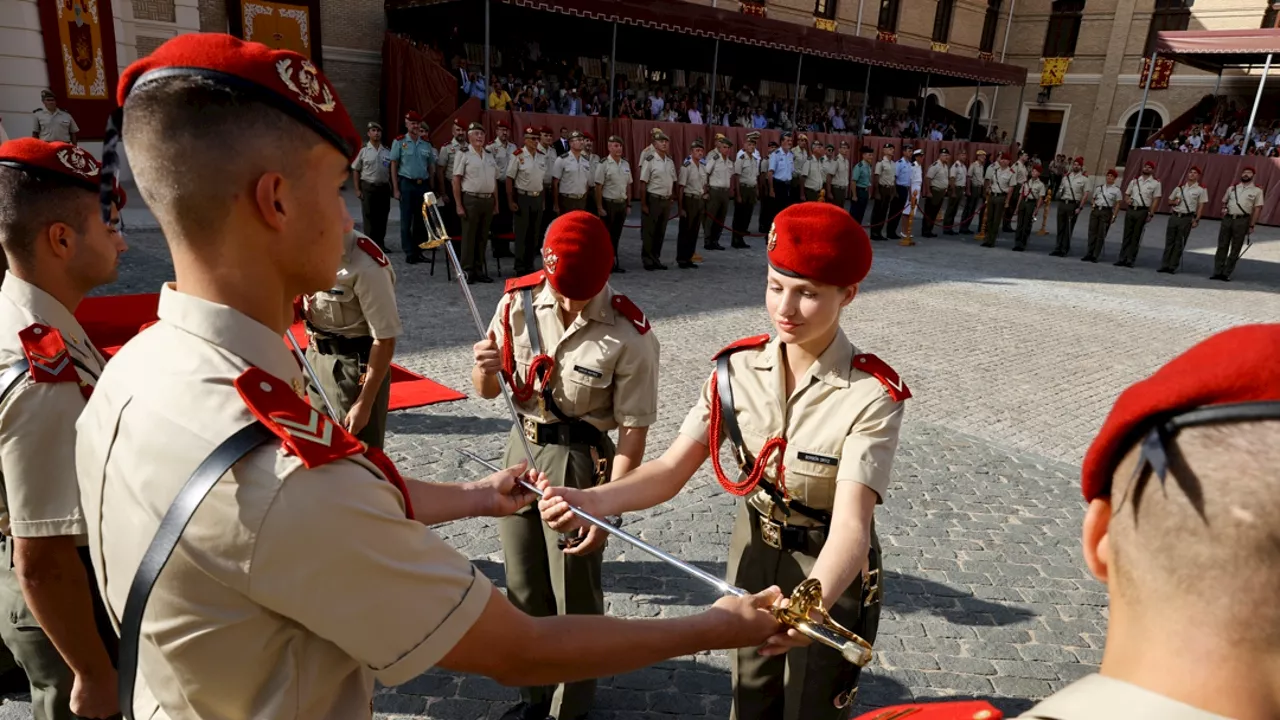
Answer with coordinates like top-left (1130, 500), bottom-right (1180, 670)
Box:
top-left (522, 416), bottom-right (538, 444)
top-left (759, 515), bottom-right (783, 550)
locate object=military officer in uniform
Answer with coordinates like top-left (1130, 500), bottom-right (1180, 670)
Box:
top-left (1211, 165), bottom-right (1264, 281)
top-left (594, 135), bottom-right (633, 273)
top-left (1116, 160), bottom-right (1161, 268)
top-left (922, 148), bottom-right (951, 238)
top-left (582, 133), bottom-right (601, 217)
top-left (506, 126), bottom-right (547, 275)
top-left (0, 139), bottom-right (126, 720)
top-left (82, 33), bottom-right (782, 720)
top-left (792, 134), bottom-right (810, 198)
top-left (640, 131), bottom-right (676, 271)
top-left (1012, 164), bottom-right (1047, 252)
top-left (638, 127), bottom-right (663, 172)
top-left (541, 202), bottom-right (908, 720)
top-left (31, 91), bottom-right (78, 145)
top-left (703, 136), bottom-right (735, 251)
top-left (828, 142), bottom-right (851, 212)
top-left (1083, 168), bottom-right (1122, 262)
top-left (851, 146), bottom-right (873, 225)
top-left (301, 228), bottom-right (401, 449)
top-left (452, 121), bottom-right (499, 283)
top-left (676, 139), bottom-right (709, 270)
top-left (437, 119), bottom-right (468, 240)
top-left (869, 144), bottom-right (897, 241)
top-left (350, 121), bottom-right (392, 252)
top-left (731, 131), bottom-right (762, 248)
top-left (389, 110), bottom-right (435, 262)
top-left (766, 134), bottom-right (797, 228)
top-left (1052, 156), bottom-right (1089, 257)
top-left (758, 140), bottom-right (779, 235)
top-left (487, 120), bottom-right (518, 260)
top-left (472, 212), bottom-right (662, 720)
top-left (1004, 150), bottom-right (1028, 233)
top-left (553, 131), bottom-right (592, 216)
top-left (981, 153), bottom-right (1016, 248)
top-left (1158, 165), bottom-right (1208, 274)
top-left (539, 126), bottom-right (558, 237)
top-left (800, 142), bottom-right (830, 203)
top-left (942, 149), bottom-right (966, 235)
top-left (960, 149), bottom-right (987, 235)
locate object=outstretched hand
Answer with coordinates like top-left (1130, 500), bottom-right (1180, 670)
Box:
top-left (470, 461), bottom-right (542, 517)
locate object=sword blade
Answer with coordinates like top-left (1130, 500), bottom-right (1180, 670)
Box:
top-left (285, 330), bottom-right (342, 424)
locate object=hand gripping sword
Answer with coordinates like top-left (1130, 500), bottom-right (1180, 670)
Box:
top-left (419, 192), bottom-right (873, 667)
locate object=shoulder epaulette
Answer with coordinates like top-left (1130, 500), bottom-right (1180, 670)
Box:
top-left (852, 700), bottom-right (1002, 720)
top-left (610, 295), bottom-right (650, 335)
top-left (713, 334), bottom-right (770, 361)
top-left (513, 147), bottom-right (523, 156)
top-left (853, 353), bottom-right (911, 402)
top-left (683, 158), bottom-right (692, 167)
top-left (395, 134), bottom-right (405, 141)
top-left (355, 236), bottom-right (389, 267)
top-left (504, 270), bottom-right (545, 294)
top-left (18, 324), bottom-right (79, 385)
top-left (234, 368), bottom-right (364, 469)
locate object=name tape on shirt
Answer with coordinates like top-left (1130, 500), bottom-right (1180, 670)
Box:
top-left (796, 451), bottom-right (839, 467)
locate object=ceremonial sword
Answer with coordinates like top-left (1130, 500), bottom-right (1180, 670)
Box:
top-left (418, 192), bottom-right (873, 667)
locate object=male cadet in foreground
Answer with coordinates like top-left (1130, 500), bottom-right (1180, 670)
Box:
top-left (0, 138), bottom-right (128, 720)
top-left (857, 323), bottom-right (1280, 720)
top-left (77, 34), bottom-right (782, 720)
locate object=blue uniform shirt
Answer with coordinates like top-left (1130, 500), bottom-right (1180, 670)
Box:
top-left (769, 149), bottom-right (795, 182)
top-left (851, 160), bottom-right (873, 189)
top-left (894, 158), bottom-right (913, 187)
top-left (390, 135), bottom-right (435, 180)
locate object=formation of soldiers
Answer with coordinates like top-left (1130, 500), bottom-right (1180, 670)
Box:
top-left (0, 32), bottom-right (1275, 720)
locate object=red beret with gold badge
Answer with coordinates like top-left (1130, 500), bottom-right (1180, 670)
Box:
top-left (1080, 324), bottom-right (1280, 502)
top-left (767, 202), bottom-right (873, 287)
top-left (541, 211), bottom-right (615, 301)
top-left (0, 138), bottom-right (102, 192)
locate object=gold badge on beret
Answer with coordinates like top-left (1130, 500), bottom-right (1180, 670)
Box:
top-left (767, 223), bottom-right (778, 251)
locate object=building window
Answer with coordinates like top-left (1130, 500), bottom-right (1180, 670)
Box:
top-left (814, 0), bottom-right (838, 20)
top-left (878, 0), bottom-right (901, 31)
top-left (1145, 0), bottom-right (1192, 55)
top-left (1118, 108), bottom-right (1164, 164)
top-left (1043, 0), bottom-right (1085, 58)
top-left (979, 0), bottom-right (1002, 55)
top-left (932, 0), bottom-right (956, 43)
top-left (1263, 0), bottom-right (1279, 27)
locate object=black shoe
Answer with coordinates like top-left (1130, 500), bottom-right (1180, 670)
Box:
top-left (980, 242), bottom-right (994, 248)
top-left (405, 253), bottom-right (426, 264)
top-left (959, 227), bottom-right (972, 234)
top-left (943, 230), bottom-right (957, 236)
top-left (871, 235), bottom-right (886, 242)
top-left (923, 232), bottom-right (938, 238)
top-left (1049, 251), bottom-right (1064, 257)
top-left (1221, 275), bottom-right (1232, 282)
top-left (1157, 268), bottom-right (1173, 274)
top-left (466, 276), bottom-right (477, 285)
top-left (477, 275), bottom-right (495, 283)
top-left (499, 701), bottom-right (552, 720)
top-left (644, 265), bottom-right (657, 271)
top-left (612, 265), bottom-right (627, 273)
top-left (1012, 246), bottom-right (1025, 252)
top-left (655, 263), bottom-right (669, 270)
top-left (493, 249), bottom-right (514, 259)
top-left (732, 242), bottom-right (751, 249)
top-left (678, 262), bottom-right (699, 269)
top-left (1080, 255), bottom-right (1093, 262)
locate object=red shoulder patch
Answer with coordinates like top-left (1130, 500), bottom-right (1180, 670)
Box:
top-left (713, 334), bottom-right (770, 361)
top-left (504, 270), bottom-right (546, 294)
top-left (611, 295), bottom-right (651, 335)
top-left (235, 368), bottom-right (364, 470)
top-left (355, 235), bottom-right (389, 267)
top-left (513, 147), bottom-right (524, 157)
top-left (852, 701), bottom-right (1002, 720)
top-left (19, 324), bottom-right (79, 384)
top-left (138, 319), bottom-right (160, 333)
top-left (853, 353), bottom-right (911, 402)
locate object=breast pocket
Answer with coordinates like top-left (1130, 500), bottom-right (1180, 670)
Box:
top-left (562, 363), bottom-right (614, 414)
top-left (784, 445), bottom-right (842, 512)
top-left (310, 284), bottom-right (357, 328)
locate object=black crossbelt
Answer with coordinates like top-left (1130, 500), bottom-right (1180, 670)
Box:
top-left (521, 288), bottom-right (575, 425)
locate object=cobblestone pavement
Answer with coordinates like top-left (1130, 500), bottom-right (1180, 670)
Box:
top-left (3, 195), bottom-right (1277, 719)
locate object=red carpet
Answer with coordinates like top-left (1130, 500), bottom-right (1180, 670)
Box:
top-left (76, 293), bottom-right (465, 411)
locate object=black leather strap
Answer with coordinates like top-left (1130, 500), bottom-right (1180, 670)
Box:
top-left (521, 288), bottom-right (543, 357)
top-left (0, 361), bottom-right (30, 405)
top-left (118, 422), bottom-right (276, 720)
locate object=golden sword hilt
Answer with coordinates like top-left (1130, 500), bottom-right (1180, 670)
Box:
top-left (773, 578), bottom-right (874, 666)
top-left (419, 192), bottom-right (452, 250)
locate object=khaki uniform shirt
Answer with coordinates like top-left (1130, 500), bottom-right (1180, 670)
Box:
top-left (967, 161), bottom-right (986, 191)
top-left (1125, 176), bottom-right (1162, 208)
top-left (874, 158), bottom-right (896, 187)
top-left (926, 161), bottom-right (949, 191)
top-left (802, 156), bottom-right (830, 192)
top-left (830, 155), bottom-right (850, 188)
top-left (587, 153), bottom-right (601, 187)
top-left (987, 166), bottom-right (1015, 194)
top-left (1223, 182), bottom-right (1264, 215)
top-left (453, 145), bottom-right (499, 194)
top-left (793, 147), bottom-right (809, 179)
top-left (486, 139), bottom-right (517, 181)
top-left (1019, 178), bottom-right (1046, 202)
top-left (1058, 172), bottom-right (1089, 203)
top-left (507, 146), bottom-right (547, 194)
top-left (1012, 160), bottom-right (1028, 185)
top-left (0, 273), bottom-right (104, 540)
top-left (949, 161), bottom-right (966, 189)
top-left (679, 331), bottom-right (904, 526)
top-left (705, 149), bottom-right (735, 190)
top-left (437, 138), bottom-right (466, 181)
top-left (75, 285), bottom-right (491, 719)
top-left (1093, 183), bottom-right (1123, 209)
top-left (350, 142), bottom-right (391, 185)
top-left (679, 158), bottom-right (709, 196)
top-left (734, 149), bottom-right (761, 187)
top-left (553, 152), bottom-right (593, 196)
top-left (486, 282), bottom-right (659, 430)
top-left (539, 143), bottom-right (556, 187)
top-left (1017, 674), bottom-right (1229, 720)
top-left (640, 154), bottom-right (677, 198)
top-left (1168, 182), bottom-right (1209, 214)
top-left (304, 231), bottom-right (402, 341)
top-left (32, 108), bottom-right (78, 143)
top-left (594, 156), bottom-right (633, 201)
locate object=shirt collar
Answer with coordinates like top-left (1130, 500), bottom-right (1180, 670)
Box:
top-left (532, 283), bottom-right (615, 325)
top-left (748, 329), bottom-right (854, 389)
top-left (156, 283), bottom-right (303, 388)
top-left (1, 271), bottom-right (92, 347)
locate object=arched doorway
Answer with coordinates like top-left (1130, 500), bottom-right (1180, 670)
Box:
top-left (1119, 108), bottom-right (1164, 164)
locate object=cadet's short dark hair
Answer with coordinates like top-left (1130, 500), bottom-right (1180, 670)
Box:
top-left (0, 167), bottom-right (94, 266)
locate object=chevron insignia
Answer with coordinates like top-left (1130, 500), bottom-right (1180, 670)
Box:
top-left (234, 367), bottom-right (363, 469)
top-left (272, 409), bottom-right (335, 446)
top-left (18, 324), bottom-right (79, 385)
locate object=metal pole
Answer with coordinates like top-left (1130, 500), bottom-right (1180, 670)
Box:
top-left (792, 53), bottom-right (804, 127)
top-left (709, 39), bottom-right (720, 127)
top-left (1130, 50), bottom-right (1158, 151)
top-left (483, 0), bottom-right (490, 110)
top-left (1243, 52), bottom-right (1272, 154)
top-left (919, 72), bottom-right (930, 133)
top-left (1213, 67), bottom-right (1223, 96)
top-left (1012, 81), bottom-right (1026, 146)
top-left (856, 0), bottom-right (865, 35)
top-left (968, 81), bottom-right (982, 140)
top-left (988, 0), bottom-right (1017, 133)
top-left (859, 67), bottom-right (872, 136)
top-left (608, 22), bottom-right (617, 120)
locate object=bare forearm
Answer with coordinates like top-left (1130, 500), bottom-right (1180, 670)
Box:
top-left (809, 522), bottom-right (870, 608)
top-left (13, 538), bottom-right (112, 679)
top-left (453, 176), bottom-right (464, 206)
top-left (471, 366), bottom-right (501, 399)
top-left (610, 426), bottom-right (648, 481)
top-left (357, 338), bottom-right (395, 407)
top-left (591, 436), bottom-right (705, 515)
top-left (406, 479), bottom-right (490, 525)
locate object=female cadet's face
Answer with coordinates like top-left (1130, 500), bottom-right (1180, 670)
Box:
top-left (288, 144), bottom-right (353, 294)
top-left (764, 268), bottom-right (855, 346)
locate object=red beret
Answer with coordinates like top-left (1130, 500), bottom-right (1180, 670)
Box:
top-left (1073, 156), bottom-right (1085, 164)
top-left (583, 131), bottom-right (594, 142)
top-left (405, 110), bottom-right (423, 122)
top-left (1032, 164), bottom-right (1043, 173)
top-left (1142, 160), bottom-right (1156, 170)
top-left (1243, 165), bottom-right (1257, 174)
top-left (0, 138), bottom-right (102, 191)
top-left (1080, 324), bottom-right (1280, 501)
top-left (523, 125), bottom-right (537, 137)
top-left (119, 34), bottom-right (360, 161)
top-left (767, 202), bottom-right (872, 287)
top-left (1188, 165), bottom-right (1202, 174)
top-left (541, 211), bottom-right (614, 301)
top-left (496, 120), bottom-right (510, 129)
top-left (1106, 168), bottom-right (1118, 177)
top-left (539, 125), bottom-right (554, 134)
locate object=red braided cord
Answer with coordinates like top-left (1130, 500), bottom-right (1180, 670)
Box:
top-left (501, 299), bottom-right (556, 402)
top-left (707, 371), bottom-right (788, 498)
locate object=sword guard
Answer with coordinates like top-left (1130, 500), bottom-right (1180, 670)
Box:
top-left (773, 578), bottom-right (874, 667)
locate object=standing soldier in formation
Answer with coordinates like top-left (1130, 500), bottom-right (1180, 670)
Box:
top-left (553, 131), bottom-right (593, 216)
top-left (640, 130), bottom-right (676, 271)
top-left (731, 131), bottom-right (762, 248)
top-left (1211, 165), bottom-right (1264, 281)
top-left (851, 145), bottom-right (873, 225)
top-left (1003, 150), bottom-right (1028, 233)
top-left (389, 110), bottom-right (434, 263)
top-left (1052, 156), bottom-right (1089, 257)
top-left (487, 120), bottom-right (518, 260)
top-left (704, 135), bottom-right (735, 252)
top-left (506, 126), bottom-right (547, 276)
top-left (942, 149), bottom-right (967, 235)
top-left (472, 212), bottom-right (661, 720)
top-left (539, 126), bottom-right (558, 236)
top-left (766, 133), bottom-right (797, 226)
top-left (582, 133), bottom-right (600, 217)
top-left (83, 35), bottom-right (781, 720)
top-left (639, 127), bottom-right (663, 171)
top-left (960, 149), bottom-right (987, 235)
top-left (1012, 164), bottom-right (1047, 252)
top-left (677, 139), bottom-right (709, 270)
top-left (792, 134), bottom-right (810, 200)
top-left (921, 148), bottom-right (950, 238)
top-left (801, 142), bottom-right (831, 202)
top-left (868, 144), bottom-right (897, 241)
top-left (437, 119), bottom-right (468, 240)
top-left (0, 139), bottom-right (125, 720)
top-left (540, 202), bottom-right (907, 720)
top-left (594, 135), bottom-right (633, 273)
top-left (1115, 160), bottom-right (1162, 268)
top-left (758, 140), bottom-right (779, 234)
top-left (350, 121), bottom-right (392, 252)
top-left (828, 142), bottom-right (851, 211)
top-left (301, 228), bottom-right (401, 449)
top-left (887, 144), bottom-right (914, 240)
top-left (30, 90), bottom-right (78, 145)
top-left (1158, 165), bottom-right (1207, 274)
top-left (1083, 168), bottom-right (1122, 263)
top-left (981, 153), bottom-right (1015, 248)
top-left (452, 122), bottom-right (499, 283)
top-left (1046, 153), bottom-right (1067, 199)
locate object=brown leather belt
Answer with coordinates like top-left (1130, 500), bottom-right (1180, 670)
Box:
top-left (464, 191), bottom-right (493, 199)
